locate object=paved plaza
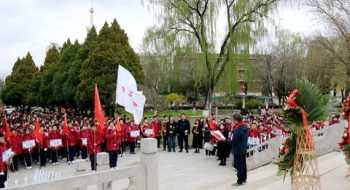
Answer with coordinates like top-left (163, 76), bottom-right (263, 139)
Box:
top-left (5, 148), bottom-right (350, 190)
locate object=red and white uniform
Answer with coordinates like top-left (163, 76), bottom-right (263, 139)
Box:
top-left (128, 124), bottom-right (140, 142)
top-left (142, 123), bottom-right (155, 138)
top-left (105, 128), bottom-right (120, 152)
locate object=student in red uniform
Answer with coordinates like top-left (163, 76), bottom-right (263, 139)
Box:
top-left (22, 128), bottom-right (35, 168)
top-left (122, 119), bottom-right (130, 154)
top-left (151, 116), bottom-right (161, 148)
top-left (9, 129), bottom-right (22, 171)
top-left (73, 121), bottom-right (81, 158)
top-left (65, 122), bottom-right (77, 163)
top-left (142, 119), bottom-right (155, 138)
top-left (0, 133), bottom-right (9, 188)
top-left (40, 127), bottom-right (50, 167)
top-left (105, 122), bottom-right (119, 168)
top-left (87, 123), bottom-right (103, 171)
top-left (49, 126), bottom-right (62, 164)
top-left (80, 123), bottom-right (90, 159)
top-left (128, 120), bottom-right (139, 154)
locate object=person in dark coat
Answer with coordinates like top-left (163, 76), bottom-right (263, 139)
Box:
top-left (198, 118), bottom-right (204, 148)
top-left (217, 122), bottom-right (231, 166)
top-left (230, 113), bottom-right (248, 186)
top-left (192, 119), bottom-right (201, 153)
top-left (176, 114), bottom-right (190, 153)
top-left (166, 117), bottom-right (177, 152)
top-left (203, 125), bottom-right (212, 156)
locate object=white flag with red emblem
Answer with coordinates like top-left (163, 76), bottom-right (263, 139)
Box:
top-left (116, 65), bottom-right (146, 124)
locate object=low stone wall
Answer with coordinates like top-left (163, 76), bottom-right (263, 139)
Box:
top-left (245, 121), bottom-right (345, 171)
top-left (7, 138), bottom-right (159, 190)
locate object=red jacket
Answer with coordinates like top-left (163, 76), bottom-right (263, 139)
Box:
top-left (10, 134), bottom-right (22, 155)
top-left (142, 124), bottom-right (156, 138)
top-left (42, 132), bottom-right (50, 149)
top-left (151, 121), bottom-right (161, 137)
top-left (128, 125), bottom-right (140, 142)
top-left (22, 133), bottom-right (36, 153)
top-left (87, 130), bottom-right (103, 155)
top-left (80, 128), bottom-right (90, 147)
top-left (105, 128), bottom-right (120, 151)
top-left (0, 143), bottom-right (8, 172)
top-left (249, 129), bottom-right (259, 138)
top-left (123, 123), bottom-right (129, 142)
top-left (65, 128), bottom-right (78, 147)
top-left (49, 130), bottom-right (62, 149)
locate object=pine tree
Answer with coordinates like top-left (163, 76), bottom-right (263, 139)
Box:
top-left (2, 52), bottom-right (39, 106)
top-left (76, 19), bottom-right (144, 113)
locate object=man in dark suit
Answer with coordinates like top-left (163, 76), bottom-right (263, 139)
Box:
top-left (230, 113), bottom-right (248, 186)
top-left (176, 114), bottom-right (190, 153)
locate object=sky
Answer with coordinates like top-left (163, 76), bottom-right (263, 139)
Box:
top-left (0, 0), bottom-right (326, 79)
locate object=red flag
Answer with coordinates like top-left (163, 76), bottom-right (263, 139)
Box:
top-left (63, 113), bottom-right (70, 137)
top-left (94, 84), bottom-right (106, 134)
top-left (34, 118), bottom-right (43, 145)
top-left (3, 116), bottom-right (13, 142)
top-left (116, 119), bottom-right (122, 132)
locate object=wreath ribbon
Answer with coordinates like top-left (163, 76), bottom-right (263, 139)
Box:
top-left (287, 89), bottom-right (314, 151)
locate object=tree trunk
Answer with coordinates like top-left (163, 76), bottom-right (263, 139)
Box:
top-left (205, 88), bottom-right (212, 114)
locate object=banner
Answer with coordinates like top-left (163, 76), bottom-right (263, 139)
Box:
top-left (22, 140), bottom-right (36, 149)
top-left (81, 138), bottom-right (88, 146)
top-left (2, 148), bottom-right (14, 162)
top-left (49, 139), bottom-right (62, 148)
top-left (130, 130), bottom-right (140, 138)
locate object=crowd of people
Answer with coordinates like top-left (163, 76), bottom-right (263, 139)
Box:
top-left (0, 107), bottom-right (341, 188)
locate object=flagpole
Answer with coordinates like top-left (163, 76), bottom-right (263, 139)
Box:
top-left (93, 129), bottom-right (96, 171)
top-left (38, 144), bottom-right (41, 168)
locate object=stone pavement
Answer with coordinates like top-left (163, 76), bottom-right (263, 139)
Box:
top-left (6, 149), bottom-right (350, 190)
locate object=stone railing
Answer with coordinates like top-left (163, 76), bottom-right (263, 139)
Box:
top-left (245, 121), bottom-right (345, 170)
top-left (7, 138), bottom-right (159, 190)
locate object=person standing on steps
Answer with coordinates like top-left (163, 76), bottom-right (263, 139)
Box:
top-left (230, 113), bottom-right (248, 186)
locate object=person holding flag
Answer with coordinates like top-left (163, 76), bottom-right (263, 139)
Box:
top-left (87, 121), bottom-right (103, 171)
top-left (87, 84), bottom-right (106, 171)
top-left (40, 127), bottom-right (50, 167)
top-left (9, 129), bottom-right (22, 171)
top-left (63, 114), bottom-right (76, 163)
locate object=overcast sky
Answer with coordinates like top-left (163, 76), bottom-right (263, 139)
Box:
top-left (0, 0), bottom-right (325, 79)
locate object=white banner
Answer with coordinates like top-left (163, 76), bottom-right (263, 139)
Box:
top-left (22, 140), bottom-right (36, 149)
top-left (50, 139), bottom-right (62, 148)
top-left (2, 148), bottom-right (14, 162)
top-left (81, 138), bottom-right (88, 146)
top-left (144, 128), bottom-right (154, 136)
top-left (130, 130), bottom-right (140, 138)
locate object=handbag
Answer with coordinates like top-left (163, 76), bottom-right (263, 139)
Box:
top-left (204, 142), bottom-right (214, 151)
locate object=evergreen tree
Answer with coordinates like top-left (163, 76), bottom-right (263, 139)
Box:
top-left (76, 20), bottom-right (144, 113)
top-left (2, 52), bottom-right (39, 106)
top-left (39, 45), bottom-right (60, 106)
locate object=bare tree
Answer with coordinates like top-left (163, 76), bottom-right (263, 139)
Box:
top-left (307, 0), bottom-right (350, 92)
